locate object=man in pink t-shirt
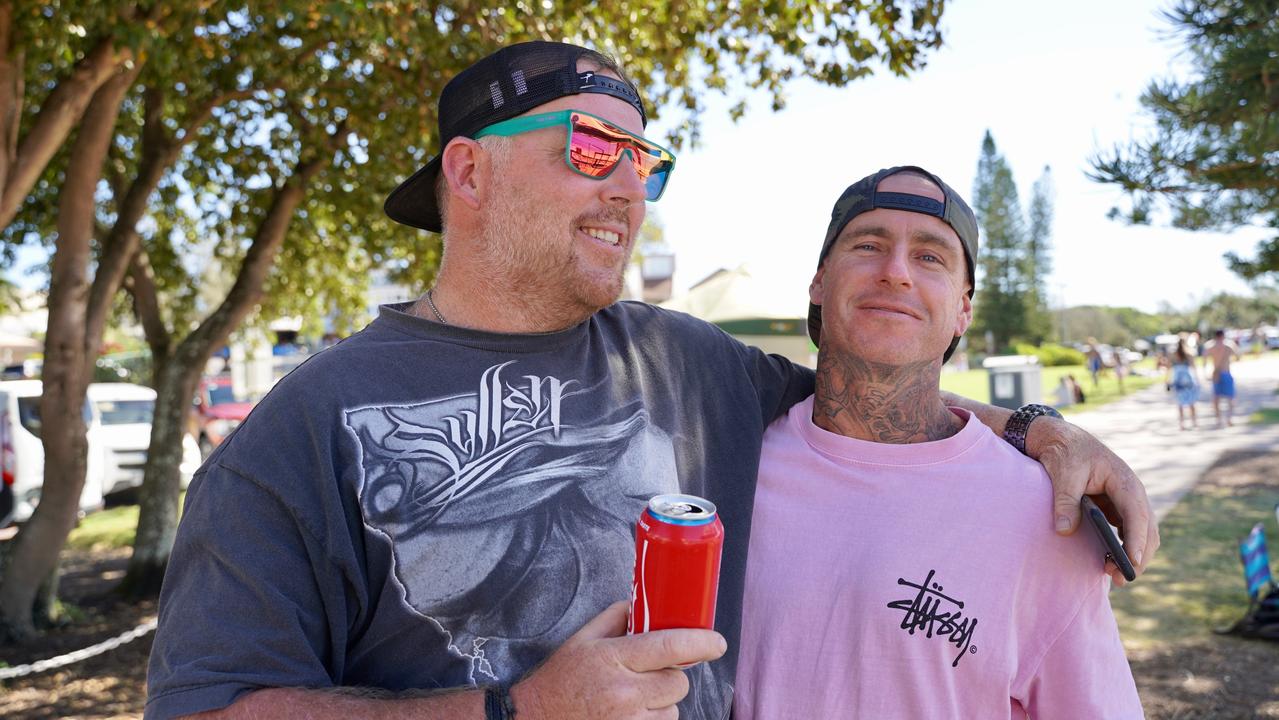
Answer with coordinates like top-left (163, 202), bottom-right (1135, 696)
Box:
top-left (735, 167), bottom-right (1143, 718)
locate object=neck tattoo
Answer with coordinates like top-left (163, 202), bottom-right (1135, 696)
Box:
top-left (425, 288), bottom-right (448, 325)
top-left (813, 352), bottom-right (959, 444)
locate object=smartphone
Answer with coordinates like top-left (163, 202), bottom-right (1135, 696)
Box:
top-left (1081, 496), bottom-right (1136, 582)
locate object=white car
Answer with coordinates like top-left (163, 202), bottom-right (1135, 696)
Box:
top-left (89, 383), bottom-right (202, 498)
top-left (0, 381), bottom-right (200, 526)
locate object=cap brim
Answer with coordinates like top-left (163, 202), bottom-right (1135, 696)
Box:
top-left (384, 155), bottom-right (444, 232)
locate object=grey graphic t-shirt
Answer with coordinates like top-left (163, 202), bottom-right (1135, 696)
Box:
top-left (146, 301), bottom-right (812, 720)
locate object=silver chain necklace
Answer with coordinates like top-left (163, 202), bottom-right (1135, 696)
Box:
top-left (425, 288), bottom-right (448, 325)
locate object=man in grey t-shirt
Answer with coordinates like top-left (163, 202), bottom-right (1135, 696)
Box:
top-left (147, 41), bottom-right (1157, 720)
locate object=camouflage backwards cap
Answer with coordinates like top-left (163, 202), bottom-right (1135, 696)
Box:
top-left (807, 165), bottom-right (979, 363)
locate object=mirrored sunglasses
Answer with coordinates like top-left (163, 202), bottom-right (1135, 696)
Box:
top-left (474, 110), bottom-right (676, 201)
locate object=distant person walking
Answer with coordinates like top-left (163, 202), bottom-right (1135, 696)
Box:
top-left (1169, 339), bottom-right (1200, 430)
top-left (1113, 348), bottom-right (1127, 395)
top-left (1205, 329), bottom-right (1241, 427)
top-left (1085, 339), bottom-right (1104, 388)
top-left (1155, 348), bottom-right (1171, 375)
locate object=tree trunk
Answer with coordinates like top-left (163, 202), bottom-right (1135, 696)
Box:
top-left (32, 560), bottom-right (62, 629)
top-left (120, 352), bottom-right (201, 598)
top-left (0, 62), bottom-right (138, 642)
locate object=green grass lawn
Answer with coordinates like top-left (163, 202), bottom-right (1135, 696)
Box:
top-left (1108, 450), bottom-right (1279, 651)
top-left (1250, 408), bottom-right (1279, 425)
top-left (67, 504), bottom-right (141, 551)
top-left (940, 360), bottom-right (1159, 415)
top-left (67, 492), bottom-right (185, 551)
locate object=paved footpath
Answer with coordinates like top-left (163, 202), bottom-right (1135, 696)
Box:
top-left (1067, 354), bottom-right (1279, 520)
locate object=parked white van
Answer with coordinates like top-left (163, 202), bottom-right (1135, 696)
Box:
top-left (0, 381), bottom-right (201, 526)
top-left (89, 383), bottom-right (202, 497)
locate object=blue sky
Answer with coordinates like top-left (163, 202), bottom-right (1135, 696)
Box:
top-left (645, 0), bottom-right (1266, 314)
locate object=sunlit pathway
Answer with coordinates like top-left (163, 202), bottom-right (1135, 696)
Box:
top-left (1069, 354), bottom-right (1279, 520)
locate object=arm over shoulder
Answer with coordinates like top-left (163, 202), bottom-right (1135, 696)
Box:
top-left (712, 326), bottom-right (813, 424)
top-left (649, 306), bottom-right (815, 425)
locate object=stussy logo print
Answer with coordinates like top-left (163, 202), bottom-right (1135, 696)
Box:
top-left (886, 568), bottom-right (979, 667)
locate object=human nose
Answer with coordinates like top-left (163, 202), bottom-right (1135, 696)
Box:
top-left (878, 246), bottom-right (913, 287)
top-left (600, 149), bottom-right (648, 206)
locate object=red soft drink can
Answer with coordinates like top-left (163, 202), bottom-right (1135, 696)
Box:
top-left (627, 493), bottom-right (724, 635)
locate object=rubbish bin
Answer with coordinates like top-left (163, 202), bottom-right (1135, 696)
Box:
top-left (981, 355), bottom-right (1042, 410)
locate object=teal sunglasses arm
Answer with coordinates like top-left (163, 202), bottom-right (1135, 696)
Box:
top-left (473, 111), bottom-right (571, 138)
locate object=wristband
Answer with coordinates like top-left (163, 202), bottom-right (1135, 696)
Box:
top-left (484, 685), bottom-right (517, 720)
top-left (1002, 403), bottom-right (1062, 455)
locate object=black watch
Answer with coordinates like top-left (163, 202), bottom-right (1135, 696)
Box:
top-left (1003, 403), bottom-right (1063, 456)
top-left (484, 686), bottom-right (517, 719)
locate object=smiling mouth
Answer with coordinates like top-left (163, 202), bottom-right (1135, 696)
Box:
top-left (861, 305), bottom-right (921, 319)
top-left (581, 226), bottom-right (623, 247)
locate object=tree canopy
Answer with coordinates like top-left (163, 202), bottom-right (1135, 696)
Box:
top-left (8, 0), bottom-right (954, 328)
top-left (0, 0), bottom-right (958, 632)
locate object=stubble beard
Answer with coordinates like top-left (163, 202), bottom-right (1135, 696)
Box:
top-left (479, 173), bottom-right (630, 326)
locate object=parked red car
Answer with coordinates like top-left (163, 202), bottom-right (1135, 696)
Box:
top-left (191, 377), bottom-right (254, 458)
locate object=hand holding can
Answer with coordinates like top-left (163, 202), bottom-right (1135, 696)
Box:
top-left (510, 601), bottom-right (726, 719)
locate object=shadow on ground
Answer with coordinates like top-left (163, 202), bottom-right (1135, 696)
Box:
top-left (0, 549), bottom-right (152, 719)
top-left (1112, 449), bottom-right (1279, 719)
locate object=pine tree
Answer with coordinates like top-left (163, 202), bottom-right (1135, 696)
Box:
top-left (971, 131), bottom-right (1028, 352)
top-left (1089, 0), bottom-right (1278, 279)
top-left (1024, 166), bottom-right (1055, 343)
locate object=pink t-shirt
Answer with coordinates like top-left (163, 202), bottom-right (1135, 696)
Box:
top-left (735, 397), bottom-right (1142, 719)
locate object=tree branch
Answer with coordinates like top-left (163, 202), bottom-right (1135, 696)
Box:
top-left (175, 121), bottom-right (348, 367)
top-left (124, 247), bottom-right (170, 360)
top-left (85, 85), bottom-right (175, 355)
top-left (89, 81), bottom-right (267, 361)
top-left (178, 86), bottom-right (259, 142)
top-left (0, 1), bottom-right (24, 201)
top-left (0, 37), bottom-right (134, 230)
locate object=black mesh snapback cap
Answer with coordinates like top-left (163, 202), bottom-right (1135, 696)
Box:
top-left (807, 165), bottom-right (980, 363)
top-left (384, 41), bottom-right (648, 233)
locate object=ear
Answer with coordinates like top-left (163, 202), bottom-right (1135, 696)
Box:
top-left (808, 265), bottom-right (826, 306)
top-left (954, 290), bottom-right (973, 338)
top-left (440, 138), bottom-right (486, 213)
